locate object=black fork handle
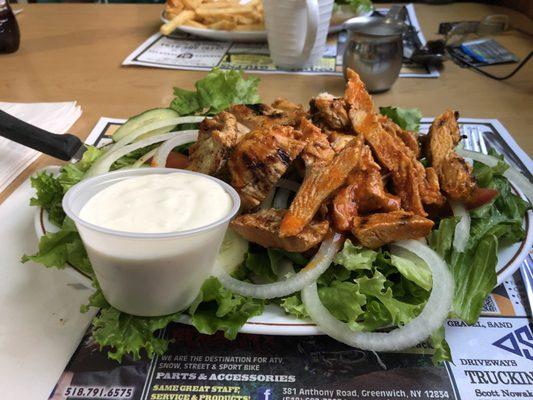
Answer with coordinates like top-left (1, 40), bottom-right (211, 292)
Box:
top-left (0, 109), bottom-right (83, 161)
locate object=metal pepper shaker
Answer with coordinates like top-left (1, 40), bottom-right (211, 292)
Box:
top-left (342, 16), bottom-right (406, 93)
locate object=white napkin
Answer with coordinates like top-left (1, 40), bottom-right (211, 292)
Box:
top-left (0, 101), bottom-right (82, 193)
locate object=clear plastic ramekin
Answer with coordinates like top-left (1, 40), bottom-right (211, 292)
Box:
top-left (62, 168), bottom-right (241, 317)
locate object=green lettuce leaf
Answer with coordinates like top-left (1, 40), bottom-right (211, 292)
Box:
top-left (431, 326), bottom-right (452, 364)
top-left (390, 253), bottom-right (432, 291)
top-left (334, 239), bottom-right (377, 270)
top-left (21, 217), bottom-right (92, 276)
top-left (429, 155), bottom-right (529, 325)
top-left (188, 277), bottom-right (264, 340)
top-left (58, 146), bottom-right (104, 191)
top-left (319, 281), bottom-right (366, 326)
top-left (29, 171), bottom-right (65, 226)
top-left (379, 106), bottom-right (422, 131)
top-left (82, 283), bottom-right (181, 362)
top-left (91, 308), bottom-right (180, 362)
top-left (428, 217), bottom-right (459, 259)
top-left (451, 234), bottom-right (498, 323)
top-left (334, 0), bottom-right (373, 14)
top-left (280, 294), bottom-right (309, 320)
top-left (82, 277), bottom-right (261, 362)
top-left (170, 69), bottom-right (260, 116)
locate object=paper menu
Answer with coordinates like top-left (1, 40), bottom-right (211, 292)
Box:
top-left (0, 101), bottom-right (82, 193)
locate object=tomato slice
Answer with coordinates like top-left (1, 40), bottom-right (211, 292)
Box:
top-left (466, 187), bottom-right (499, 210)
top-left (165, 151), bottom-right (190, 169)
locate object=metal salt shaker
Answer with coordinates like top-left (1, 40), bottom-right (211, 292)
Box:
top-left (342, 16), bottom-right (407, 93)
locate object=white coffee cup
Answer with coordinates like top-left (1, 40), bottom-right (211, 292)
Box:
top-left (264, 0), bottom-right (334, 69)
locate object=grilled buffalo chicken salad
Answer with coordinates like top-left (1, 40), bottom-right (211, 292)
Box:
top-left (24, 69), bottom-right (532, 363)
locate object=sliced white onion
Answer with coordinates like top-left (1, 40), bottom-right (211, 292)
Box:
top-left (302, 240), bottom-right (454, 351)
top-left (276, 178), bottom-right (301, 192)
top-left (216, 232), bottom-right (343, 299)
top-left (131, 148), bottom-right (158, 169)
top-left (450, 201), bottom-right (470, 253)
top-left (110, 117), bottom-right (204, 153)
top-left (273, 188), bottom-right (290, 209)
top-left (151, 130), bottom-right (199, 167)
top-left (457, 148), bottom-right (533, 204)
top-left (86, 132), bottom-right (182, 177)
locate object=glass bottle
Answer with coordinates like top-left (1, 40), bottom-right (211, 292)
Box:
top-left (0, 0), bottom-right (20, 54)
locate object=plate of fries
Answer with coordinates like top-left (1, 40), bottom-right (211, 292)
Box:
top-left (161, 0), bottom-right (266, 42)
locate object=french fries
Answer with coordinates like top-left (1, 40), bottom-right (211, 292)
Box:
top-left (162, 0), bottom-right (264, 33)
top-left (160, 10), bottom-right (196, 35)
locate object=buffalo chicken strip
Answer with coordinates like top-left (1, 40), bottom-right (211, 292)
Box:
top-left (231, 208), bottom-right (329, 252)
top-left (352, 211), bottom-right (434, 249)
top-left (346, 69), bottom-right (445, 215)
top-left (309, 93), bottom-right (351, 131)
top-left (332, 145), bottom-right (401, 231)
top-left (188, 112), bottom-right (249, 176)
top-left (299, 118), bottom-right (335, 174)
top-left (229, 102), bottom-right (305, 131)
top-left (379, 115), bottom-right (421, 159)
top-left (280, 135), bottom-right (364, 237)
top-left (350, 108), bottom-right (427, 216)
top-left (228, 125), bottom-right (306, 211)
top-left (425, 110), bottom-right (476, 202)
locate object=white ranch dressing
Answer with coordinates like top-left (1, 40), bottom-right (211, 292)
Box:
top-left (79, 172), bottom-right (232, 234)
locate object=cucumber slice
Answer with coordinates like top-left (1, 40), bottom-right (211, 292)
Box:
top-left (215, 228), bottom-right (249, 273)
top-left (112, 108), bottom-right (180, 143)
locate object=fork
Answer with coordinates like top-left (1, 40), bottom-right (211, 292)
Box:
top-left (461, 123), bottom-right (533, 314)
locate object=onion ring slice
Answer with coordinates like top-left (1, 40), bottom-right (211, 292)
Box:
top-left (450, 201), bottom-right (470, 253)
top-left (216, 232), bottom-right (343, 299)
top-left (302, 240), bottom-right (453, 351)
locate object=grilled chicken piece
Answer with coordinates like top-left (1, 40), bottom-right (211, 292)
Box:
top-left (348, 145), bottom-right (401, 213)
top-left (328, 131), bottom-right (356, 153)
top-left (228, 125), bottom-right (306, 211)
top-left (332, 186), bottom-right (358, 232)
top-left (280, 135), bottom-right (364, 237)
top-left (425, 110), bottom-right (476, 202)
top-left (345, 69), bottom-right (446, 215)
top-left (231, 208), bottom-right (329, 252)
top-left (379, 115), bottom-right (421, 159)
top-left (352, 211), bottom-right (434, 249)
top-left (272, 98), bottom-right (306, 118)
top-left (331, 145), bottom-right (401, 232)
top-left (421, 166), bottom-right (446, 207)
top-left (299, 118), bottom-right (335, 174)
top-left (344, 69), bottom-right (374, 113)
top-left (229, 102), bottom-right (303, 131)
top-left (350, 108), bottom-right (427, 216)
top-left (188, 112), bottom-right (249, 176)
top-left (309, 93), bottom-right (351, 131)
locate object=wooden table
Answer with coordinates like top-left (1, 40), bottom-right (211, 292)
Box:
top-left (1, 3), bottom-right (532, 203)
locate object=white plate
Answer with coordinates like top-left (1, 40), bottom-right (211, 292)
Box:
top-left (33, 166), bottom-right (532, 336)
top-left (159, 8), bottom-right (373, 43)
top-left (160, 11), bottom-right (266, 42)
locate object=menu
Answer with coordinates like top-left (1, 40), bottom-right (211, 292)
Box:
top-left (49, 118), bottom-right (531, 400)
top-left (123, 5), bottom-right (439, 79)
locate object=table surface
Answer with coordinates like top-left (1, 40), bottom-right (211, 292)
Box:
top-left (1, 2), bottom-right (532, 204)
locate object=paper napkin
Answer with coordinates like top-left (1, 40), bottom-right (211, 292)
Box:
top-left (0, 101), bottom-right (82, 193)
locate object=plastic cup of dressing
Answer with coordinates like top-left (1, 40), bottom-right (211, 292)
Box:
top-left (63, 168), bottom-right (240, 317)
